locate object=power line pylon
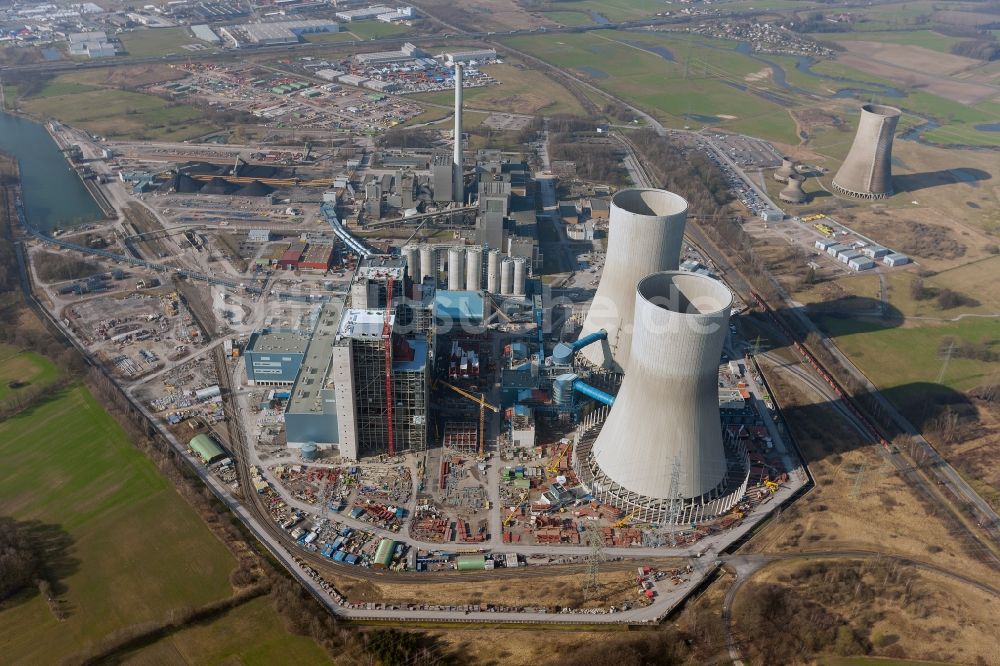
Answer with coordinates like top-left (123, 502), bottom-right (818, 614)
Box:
top-left (582, 520), bottom-right (605, 599)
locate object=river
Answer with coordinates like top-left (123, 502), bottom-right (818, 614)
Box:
top-left (0, 111), bottom-right (103, 232)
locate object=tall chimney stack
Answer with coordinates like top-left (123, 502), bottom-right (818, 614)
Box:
top-left (453, 63), bottom-right (463, 203)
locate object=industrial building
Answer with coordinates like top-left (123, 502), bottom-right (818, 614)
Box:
top-left (336, 4), bottom-right (392, 20)
top-left (189, 433), bottom-right (227, 464)
top-left (68, 31), bottom-right (116, 58)
top-left (574, 271), bottom-right (750, 524)
top-left (833, 104), bottom-right (901, 199)
top-left (226, 19), bottom-right (338, 46)
top-left (354, 42), bottom-right (427, 66)
top-left (577, 188), bottom-right (688, 371)
top-left (244, 328), bottom-right (311, 385)
top-left (444, 49), bottom-right (497, 64)
top-left (191, 24), bottom-right (221, 43)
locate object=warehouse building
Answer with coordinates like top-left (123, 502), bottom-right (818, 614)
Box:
top-left (232, 19), bottom-right (338, 46)
top-left (68, 31), bottom-right (116, 58)
top-left (444, 48), bottom-right (496, 64)
top-left (336, 5), bottom-right (392, 21)
top-left (299, 244), bottom-right (334, 271)
top-left (189, 434), bottom-right (227, 464)
top-left (244, 328), bottom-right (310, 385)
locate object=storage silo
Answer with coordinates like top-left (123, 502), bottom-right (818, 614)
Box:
top-left (486, 249), bottom-right (501, 292)
top-left (447, 246), bottom-right (464, 291)
top-left (418, 245), bottom-right (436, 286)
top-left (583, 271), bottom-right (747, 524)
top-left (465, 247), bottom-right (483, 291)
top-left (578, 188), bottom-right (688, 371)
top-left (402, 245), bottom-right (419, 282)
top-left (500, 258), bottom-right (514, 295)
top-left (512, 257), bottom-right (526, 297)
top-left (301, 442), bottom-right (319, 462)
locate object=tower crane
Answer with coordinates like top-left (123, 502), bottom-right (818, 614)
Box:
top-left (437, 379), bottom-right (498, 458)
top-left (503, 490), bottom-right (528, 527)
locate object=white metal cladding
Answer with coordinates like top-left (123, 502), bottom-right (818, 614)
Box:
top-left (591, 271), bottom-right (733, 501)
top-left (833, 104), bottom-right (900, 199)
top-left (578, 188), bottom-right (687, 371)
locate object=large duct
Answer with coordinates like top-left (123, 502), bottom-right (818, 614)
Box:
top-left (465, 246), bottom-right (483, 291)
top-left (588, 271), bottom-right (735, 516)
top-left (447, 247), bottom-right (464, 291)
top-left (402, 245), bottom-right (419, 282)
top-left (779, 173), bottom-right (808, 204)
top-left (418, 245), bottom-right (436, 286)
top-left (833, 103), bottom-right (900, 200)
top-left (512, 258), bottom-right (526, 297)
top-left (774, 157), bottom-right (796, 183)
top-left (500, 258), bottom-right (513, 295)
top-left (578, 188), bottom-right (688, 372)
top-left (452, 63), bottom-right (464, 203)
top-left (486, 249), bottom-right (501, 292)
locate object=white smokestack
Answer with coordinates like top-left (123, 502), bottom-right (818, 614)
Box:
top-left (453, 63), bottom-right (463, 203)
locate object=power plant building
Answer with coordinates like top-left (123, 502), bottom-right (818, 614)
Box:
top-left (833, 104), bottom-right (901, 199)
top-left (245, 328), bottom-right (311, 385)
top-left (574, 271), bottom-right (750, 524)
top-left (577, 188), bottom-right (688, 371)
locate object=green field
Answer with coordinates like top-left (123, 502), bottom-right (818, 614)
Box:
top-left (0, 344), bottom-right (59, 402)
top-left (20, 86), bottom-right (214, 141)
top-left (119, 27), bottom-right (207, 58)
top-left (820, 29), bottom-right (963, 53)
top-left (347, 20), bottom-right (411, 40)
top-left (504, 31), bottom-right (800, 143)
top-left (120, 596), bottom-right (332, 664)
top-left (817, 316), bottom-right (1000, 419)
top-left (0, 385), bottom-right (238, 663)
top-left (541, 10), bottom-right (593, 27)
top-left (303, 30), bottom-right (360, 44)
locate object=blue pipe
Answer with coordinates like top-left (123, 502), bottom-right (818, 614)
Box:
top-left (573, 380), bottom-right (615, 407)
top-left (571, 328), bottom-right (607, 352)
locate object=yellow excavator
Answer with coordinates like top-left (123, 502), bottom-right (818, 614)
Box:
top-left (613, 511), bottom-right (638, 529)
top-left (764, 478), bottom-right (780, 493)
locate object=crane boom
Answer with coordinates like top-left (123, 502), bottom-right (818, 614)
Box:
top-left (384, 277), bottom-right (395, 457)
top-left (438, 380), bottom-right (497, 457)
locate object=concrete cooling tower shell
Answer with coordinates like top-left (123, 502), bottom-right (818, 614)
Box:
top-left (774, 157), bottom-right (796, 183)
top-left (779, 173), bottom-right (808, 204)
top-left (578, 189), bottom-right (687, 372)
top-left (590, 271), bottom-right (733, 505)
top-left (833, 104), bottom-right (901, 200)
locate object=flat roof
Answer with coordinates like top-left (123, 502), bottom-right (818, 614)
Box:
top-left (339, 309), bottom-right (394, 339)
top-left (435, 290), bottom-right (484, 323)
top-left (247, 328), bottom-right (310, 354)
top-left (287, 298), bottom-right (346, 413)
top-left (393, 338), bottom-right (427, 372)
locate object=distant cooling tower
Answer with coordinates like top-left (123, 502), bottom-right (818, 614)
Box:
top-left (833, 104), bottom-right (901, 199)
top-left (578, 189), bottom-right (687, 371)
top-left (774, 157), bottom-right (796, 183)
top-left (580, 271), bottom-right (749, 524)
top-left (779, 173), bottom-right (808, 204)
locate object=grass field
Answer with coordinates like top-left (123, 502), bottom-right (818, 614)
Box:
top-left (0, 385), bottom-right (238, 663)
top-left (549, 0), bottom-right (669, 21)
top-left (19, 84), bottom-right (214, 141)
top-left (347, 20), bottom-right (411, 40)
top-left (120, 596), bottom-right (332, 665)
top-left (303, 30), bottom-right (360, 44)
top-left (540, 10), bottom-right (593, 26)
top-left (118, 27), bottom-right (206, 58)
top-left (503, 31), bottom-right (800, 143)
top-left (0, 344), bottom-right (59, 402)
top-left (822, 29), bottom-right (963, 53)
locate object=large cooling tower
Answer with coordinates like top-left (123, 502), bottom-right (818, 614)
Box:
top-left (578, 189), bottom-right (687, 371)
top-left (833, 104), bottom-right (901, 199)
top-left (589, 271), bottom-right (733, 512)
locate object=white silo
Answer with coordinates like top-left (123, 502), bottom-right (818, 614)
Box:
top-left (583, 271), bottom-right (747, 524)
top-left (486, 249), bottom-right (501, 292)
top-left (418, 245), bottom-right (436, 286)
top-left (512, 257), bottom-right (526, 297)
top-left (465, 247), bottom-right (483, 291)
top-left (447, 246), bottom-right (464, 291)
top-left (500, 258), bottom-right (514, 295)
top-left (578, 188), bottom-right (687, 372)
top-left (402, 245), bottom-right (419, 282)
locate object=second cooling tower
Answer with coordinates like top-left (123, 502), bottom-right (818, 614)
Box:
top-left (833, 104), bottom-right (901, 200)
top-left (583, 271), bottom-right (747, 524)
top-left (578, 188), bottom-right (687, 371)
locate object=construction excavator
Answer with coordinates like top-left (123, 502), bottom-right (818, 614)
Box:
top-left (764, 478), bottom-right (780, 493)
